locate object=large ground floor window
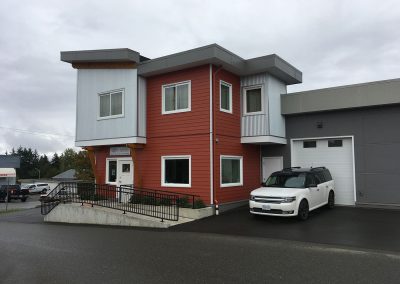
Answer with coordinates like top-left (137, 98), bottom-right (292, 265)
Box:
top-left (161, 155), bottom-right (191, 187)
top-left (220, 155), bottom-right (243, 187)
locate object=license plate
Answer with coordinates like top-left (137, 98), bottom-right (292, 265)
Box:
top-left (262, 204), bottom-right (271, 211)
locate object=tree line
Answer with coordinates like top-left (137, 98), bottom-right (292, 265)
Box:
top-left (4, 147), bottom-right (94, 181)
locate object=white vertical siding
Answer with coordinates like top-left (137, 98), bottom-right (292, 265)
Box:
top-left (268, 75), bottom-right (287, 138)
top-left (76, 69), bottom-right (139, 144)
top-left (241, 73), bottom-right (269, 137)
top-left (138, 76), bottom-right (146, 137)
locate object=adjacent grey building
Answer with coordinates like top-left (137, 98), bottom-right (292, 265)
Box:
top-left (262, 79), bottom-right (400, 208)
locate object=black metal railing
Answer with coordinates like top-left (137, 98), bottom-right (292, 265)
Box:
top-left (41, 182), bottom-right (180, 221)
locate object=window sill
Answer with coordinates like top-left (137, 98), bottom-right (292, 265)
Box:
top-left (162, 108), bottom-right (191, 115)
top-left (161, 183), bottom-right (191, 188)
top-left (220, 183), bottom-right (243, 188)
top-left (220, 108), bottom-right (233, 114)
top-left (97, 114), bottom-right (125, 121)
top-left (242, 112), bottom-right (264, 116)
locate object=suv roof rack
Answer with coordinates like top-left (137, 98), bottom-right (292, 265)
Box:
top-left (310, 167), bottom-right (326, 171)
top-left (282, 167), bottom-right (301, 171)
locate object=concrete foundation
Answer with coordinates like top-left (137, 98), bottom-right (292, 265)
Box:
top-left (44, 203), bottom-right (213, 228)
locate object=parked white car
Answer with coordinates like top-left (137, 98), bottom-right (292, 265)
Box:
top-left (23, 183), bottom-right (51, 194)
top-left (249, 167), bottom-right (335, 220)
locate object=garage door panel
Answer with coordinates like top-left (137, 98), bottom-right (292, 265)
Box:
top-left (292, 137), bottom-right (355, 206)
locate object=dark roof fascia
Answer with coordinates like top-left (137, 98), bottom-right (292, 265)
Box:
top-left (61, 48), bottom-right (141, 63)
top-left (137, 44), bottom-right (302, 84)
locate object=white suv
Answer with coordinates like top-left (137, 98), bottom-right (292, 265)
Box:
top-left (249, 167), bottom-right (335, 220)
top-left (23, 183), bottom-right (51, 194)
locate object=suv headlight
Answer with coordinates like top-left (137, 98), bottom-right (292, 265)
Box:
top-left (250, 195), bottom-right (256, 201)
top-left (282, 197), bottom-right (296, 203)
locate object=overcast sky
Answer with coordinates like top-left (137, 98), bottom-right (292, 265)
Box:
top-left (1, 0), bottom-right (399, 156)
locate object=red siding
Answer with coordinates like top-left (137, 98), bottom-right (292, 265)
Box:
top-left (138, 65), bottom-right (211, 204)
top-left (212, 67), bottom-right (260, 204)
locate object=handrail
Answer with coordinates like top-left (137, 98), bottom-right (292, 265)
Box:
top-left (41, 182), bottom-right (180, 221)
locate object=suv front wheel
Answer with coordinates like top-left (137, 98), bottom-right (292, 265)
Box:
top-left (328, 191), bottom-right (335, 209)
top-left (297, 199), bottom-right (309, 221)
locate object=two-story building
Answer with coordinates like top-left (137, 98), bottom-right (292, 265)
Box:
top-left (62, 44), bottom-right (400, 210)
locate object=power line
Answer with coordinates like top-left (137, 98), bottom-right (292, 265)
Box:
top-left (0, 126), bottom-right (74, 138)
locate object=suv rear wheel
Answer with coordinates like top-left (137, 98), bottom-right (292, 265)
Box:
top-left (297, 199), bottom-right (309, 221)
top-left (328, 191), bottom-right (335, 209)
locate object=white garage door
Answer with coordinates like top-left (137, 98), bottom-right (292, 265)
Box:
top-left (291, 137), bottom-right (355, 206)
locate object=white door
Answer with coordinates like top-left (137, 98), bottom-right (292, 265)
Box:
top-left (291, 137), bottom-right (355, 205)
top-left (262, 157), bottom-right (283, 183)
top-left (117, 159), bottom-right (134, 202)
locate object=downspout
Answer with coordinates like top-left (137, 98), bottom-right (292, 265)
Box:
top-left (210, 64), bottom-right (223, 211)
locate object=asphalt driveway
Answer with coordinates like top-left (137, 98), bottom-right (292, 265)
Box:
top-left (172, 205), bottom-right (400, 253)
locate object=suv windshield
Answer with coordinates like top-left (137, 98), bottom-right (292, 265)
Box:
top-left (265, 172), bottom-right (307, 188)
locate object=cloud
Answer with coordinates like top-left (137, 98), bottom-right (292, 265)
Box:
top-left (1, 0), bottom-right (399, 154)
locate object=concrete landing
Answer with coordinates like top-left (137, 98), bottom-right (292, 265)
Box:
top-left (44, 203), bottom-right (196, 228)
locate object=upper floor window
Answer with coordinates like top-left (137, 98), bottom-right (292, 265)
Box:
top-left (98, 89), bottom-right (124, 119)
top-left (162, 81), bottom-right (191, 114)
top-left (220, 81), bottom-right (232, 113)
top-left (243, 86), bottom-right (263, 115)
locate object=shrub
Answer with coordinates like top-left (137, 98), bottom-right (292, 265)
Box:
top-left (193, 199), bottom-right (206, 209)
top-left (159, 197), bottom-right (172, 206)
top-left (177, 196), bottom-right (191, 208)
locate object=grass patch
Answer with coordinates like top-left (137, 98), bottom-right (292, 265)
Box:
top-left (0, 209), bottom-right (23, 215)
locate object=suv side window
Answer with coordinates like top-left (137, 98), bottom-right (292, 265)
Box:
top-left (315, 171), bottom-right (326, 184)
top-left (323, 170), bottom-right (332, 181)
top-left (305, 174), bottom-right (317, 187)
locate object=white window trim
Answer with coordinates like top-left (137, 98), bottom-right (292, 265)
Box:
top-left (243, 85), bottom-right (264, 116)
top-left (161, 81), bottom-right (191, 115)
top-left (97, 89), bottom-right (125, 120)
top-left (219, 80), bottom-right (233, 114)
top-left (161, 155), bottom-right (192, 188)
top-left (106, 158), bottom-right (118, 185)
top-left (220, 155), bottom-right (243, 187)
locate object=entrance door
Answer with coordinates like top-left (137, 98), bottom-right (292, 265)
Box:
top-left (106, 158), bottom-right (134, 201)
top-left (117, 159), bottom-right (133, 202)
top-left (262, 157), bottom-right (283, 183)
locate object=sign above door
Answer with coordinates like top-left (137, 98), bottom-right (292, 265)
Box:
top-left (110, 147), bottom-right (131, 156)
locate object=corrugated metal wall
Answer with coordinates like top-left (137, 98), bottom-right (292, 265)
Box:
top-left (240, 73), bottom-right (269, 137)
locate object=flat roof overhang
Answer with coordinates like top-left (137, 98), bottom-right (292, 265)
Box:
top-left (282, 78), bottom-right (400, 115)
top-left (60, 44), bottom-right (302, 85)
top-left (60, 48), bottom-right (141, 63)
top-left (137, 44), bottom-right (302, 85)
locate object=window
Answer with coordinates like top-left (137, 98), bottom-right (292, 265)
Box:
top-left (99, 89), bottom-right (124, 119)
top-left (244, 86), bottom-right (263, 114)
top-left (162, 81), bottom-right (191, 114)
top-left (303, 141), bottom-right (317, 148)
top-left (122, 164), bottom-right (131, 173)
top-left (107, 160), bottom-right (117, 183)
top-left (328, 139), bottom-right (343, 147)
top-left (161, 156), bottom-right (191, 187)
top-left (220, 156), bottom-right (243, 187)
top-left (220, 81), bottom-right (232, 113)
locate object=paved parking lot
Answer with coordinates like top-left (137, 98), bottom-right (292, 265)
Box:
top-left (1, 207), bottom-right (400, 283)
top-left (172, 205), bottom-right (400, 253)
top-left (0, 194), bottom-right (41, 211)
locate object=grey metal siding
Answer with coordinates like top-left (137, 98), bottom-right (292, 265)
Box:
top-left (76, 69), bottom-right (139, 144)
top-left (138, 76), bottom-right (146, 137)
top-left (267, 75), bottom-right (286, 138)
top-left (261, 104), bottom-right (400, 206)
top-left (241, 73), bottom-right (269, 137)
